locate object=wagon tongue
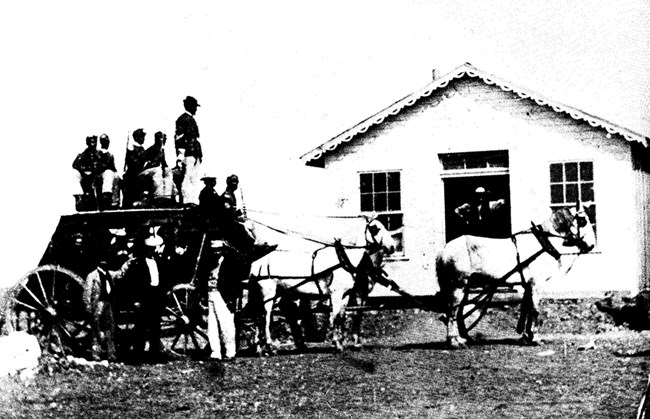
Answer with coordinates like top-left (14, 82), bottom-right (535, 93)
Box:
top-left (372, 271), bottom-right (428, 310)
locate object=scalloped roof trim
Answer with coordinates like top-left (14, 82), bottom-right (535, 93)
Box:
top-left (300, 63), bottom-right (648, 163)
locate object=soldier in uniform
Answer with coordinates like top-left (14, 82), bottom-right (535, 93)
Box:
top-left (72, 135), bottom-right (102, 210)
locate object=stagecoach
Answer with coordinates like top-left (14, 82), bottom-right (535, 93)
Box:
top-left (0, 206), bottom-right (243, 359)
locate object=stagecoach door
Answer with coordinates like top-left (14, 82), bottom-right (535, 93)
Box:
top-left (440, 151), bottom-right (512, 243)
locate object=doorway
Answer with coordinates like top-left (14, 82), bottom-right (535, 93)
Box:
top-left (443, 175), bottom-right (512, 242)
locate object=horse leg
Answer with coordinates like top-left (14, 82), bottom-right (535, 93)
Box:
top-left (448, 287), bottom-right (468, 349)
top-left (255, 281), bottom-right (278, 356)
top-left (329, 289), bottom-right (350, 353)
top-left (522, 282), bottom-right (541, 345)
top-left (349, 290), bottom-right (366, 350)
top-left (279, 296), bottom-right (307, 352)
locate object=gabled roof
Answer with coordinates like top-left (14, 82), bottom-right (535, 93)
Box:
top-left (300, 62), bottom-right (648, 164)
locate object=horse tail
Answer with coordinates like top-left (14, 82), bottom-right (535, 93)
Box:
top-left (435, 250), bottom-right (453, 297)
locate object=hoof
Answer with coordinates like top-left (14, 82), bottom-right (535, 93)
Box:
top-left (519, 334), bottom-right (541, 346)
top-left (447, 336), bottom-right (468, 349)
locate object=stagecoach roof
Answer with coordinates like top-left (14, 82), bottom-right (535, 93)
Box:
top-left (300, 62), bottom-right (649, 164)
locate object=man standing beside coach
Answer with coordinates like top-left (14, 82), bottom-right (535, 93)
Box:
top-left (174, 95), bottom-right (203, 207)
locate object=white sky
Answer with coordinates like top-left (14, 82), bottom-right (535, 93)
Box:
top-left (0, 0), bottom-right (648, 286)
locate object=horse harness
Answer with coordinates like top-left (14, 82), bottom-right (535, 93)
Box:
top-left (510, 223), bottom-right (563, 287)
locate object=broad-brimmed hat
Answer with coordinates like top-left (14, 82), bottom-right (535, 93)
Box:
top-left (144, 234), bottom-right (164, 247)
top-left (133, 128), bottom-right (146, 141)
top-left (109, 228), bottom-right (127, 237)
top-left (183, 96), bottom-right (200, 107)
top-left (201, 174), bottom-right (216, 182)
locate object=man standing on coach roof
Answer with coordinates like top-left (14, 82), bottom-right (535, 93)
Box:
top-left (175, 95), bottom-right (203, 206)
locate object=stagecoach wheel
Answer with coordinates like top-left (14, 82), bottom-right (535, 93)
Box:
top-left (457, 289), bottom-right (494, 339)
top-left (162, 283), bottom-right (208, 355)
top-left (7, 265), bottom-right (91, 357)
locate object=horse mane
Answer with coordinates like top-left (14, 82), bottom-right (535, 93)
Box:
top-left (549, 207), bottom-right (574, 234)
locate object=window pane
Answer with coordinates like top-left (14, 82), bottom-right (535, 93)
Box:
top-left (360, 194), bottom-right (373, 211)
top-left (466, 155), bottom-right (487, 169)
top-left (565, 162), bottom-right (578, 182)
top-left (490, 152), bottom-right (509, 168)
top-left (360, 173), bottom-right (372, 193)
top-left (388, 192), bottom-right (401, 211)
top-left (550, 163), bottom-right (563, 183)
top-left (586, 205), bottom-right (596, 225)
top-left (580, 162), bottom-right (593, 181)
top-left (389, 213), bottom-right (403, 230)
top-left (441, 154), bottom-right (464, 170)
top-left (566, 183), bottom-right (578, 203)
top-left (374, 173), bottom-right (386, 192)
top-left (551, 185), bottom-right (564, 204)
top-left (581, 182), bottom-right (594, 202)
top-left (387, 172), bottom-right (400, 192)
top-left (374, 193), bottom-right (387, 211)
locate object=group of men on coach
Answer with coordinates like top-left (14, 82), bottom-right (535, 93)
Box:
top-left (72, 95), bottom-right (202, 211)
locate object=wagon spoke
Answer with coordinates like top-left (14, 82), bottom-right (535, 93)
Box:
top-left (20, 282), bottom-right (47, 310)
top-left (466, 291), bottom-right (492, 306)
top-left (171, 333), bottom-right (181, 350)
top-left (14, 299), bottom-right (39, 312)
top-left (51, 268), bottom-right (56, 298)
top-left (190, 332), bottom-right (201, 350)
top-left (164, 306), bottom-right (183, 320)
top-left (173, 294), bottom-right (184, 314)
top-left (36, 271), bottom-right (50, 306)
top-left (194, 328), bottom-right (208, 341)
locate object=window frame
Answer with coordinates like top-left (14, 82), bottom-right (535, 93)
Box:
top-left (548, 160), bottom-right (597, 251)
top-left (358, 170), bottom-right (404, 257)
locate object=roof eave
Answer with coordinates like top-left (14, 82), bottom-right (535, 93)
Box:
top-left (300, 62), bottom-right (648, 164)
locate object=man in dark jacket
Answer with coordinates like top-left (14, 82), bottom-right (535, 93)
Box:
top-left (454, 187), bottom-right (506, 238)
top-left (175, 96), bottom-right (202, 206)
top-left (97, 134), bottom-right (120, 209)
top-left (72, 135), bottom-right (102, 210)
top-left (141, 132), bottom-right (176, 206)
top-left (123, 129), bottom-right (147, 207)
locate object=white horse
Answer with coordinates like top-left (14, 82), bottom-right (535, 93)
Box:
top-left (436, 204), bottom-right (596, 348)
top-left (248, 217), bottom-right (396, 354)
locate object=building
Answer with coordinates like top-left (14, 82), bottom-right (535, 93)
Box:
top-left (300, 63), bottom-right (650, 298)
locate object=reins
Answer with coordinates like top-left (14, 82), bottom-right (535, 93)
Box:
top-left (248, 217), bottom-right (368, 249)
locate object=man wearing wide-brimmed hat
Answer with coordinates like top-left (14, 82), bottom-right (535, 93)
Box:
top-left (175, 95), bottom-right (203, 206)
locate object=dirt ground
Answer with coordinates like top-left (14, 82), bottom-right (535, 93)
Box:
top-left (0, 298), bottom-right (648, 419)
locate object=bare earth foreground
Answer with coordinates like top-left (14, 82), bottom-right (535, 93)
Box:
top-left (0, 299), bottom-right (648, 418)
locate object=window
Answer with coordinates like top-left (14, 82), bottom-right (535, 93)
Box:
top-left (549, 161), bottom-right (596, 238)
top-left (359, 171), bottom-right (403, 254)
top-left (440, 150), bottom-right (509, 174)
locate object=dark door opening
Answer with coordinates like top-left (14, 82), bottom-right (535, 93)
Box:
top-left (443, 175), bottom-right (511, 242)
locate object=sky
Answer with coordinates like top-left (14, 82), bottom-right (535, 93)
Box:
top-left (0, 0), bottom-right (648, 286)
